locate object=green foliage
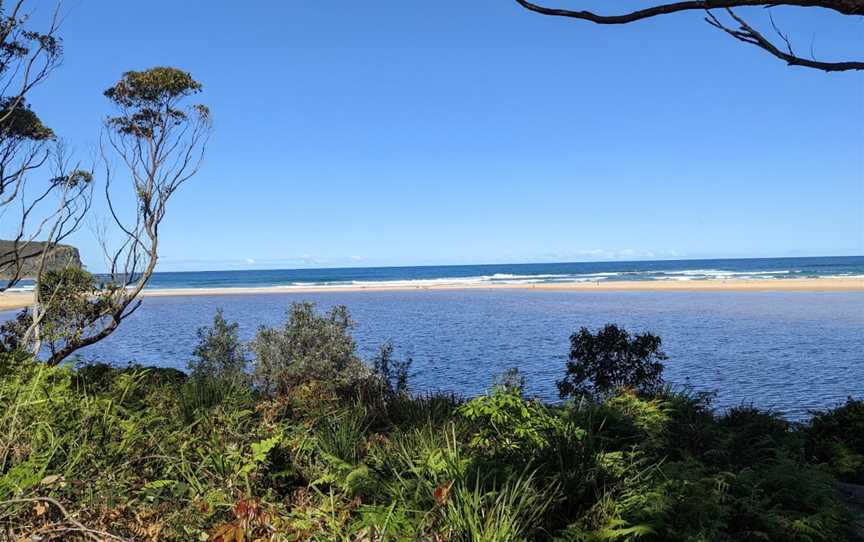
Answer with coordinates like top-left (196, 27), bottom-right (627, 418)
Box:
top-left (251, 302), bottom-right (368, 395)
top-left (0, 1), bottom-right (61, 143)
top-left (315, 407), bottom-right (368, 466)
top-left (104, 66), bottom-right (208, 138)
top-left (0, 98), bottom-right (54, 140)
top-left (372, 341), bottom-right (412, 395)
top-left (35, 268), bottom-right (114, 352)
top-left (188, 308), bottom-right (248, 381)
top-left (558, 324), bottom-right (667, 401)
top-left (0, 309), bottom-right (30, 353)
top-left (0, 329), bottom-right (857, 540)
top-left (460, 384), bottom-right (575, 458)
top-left (587, 389), bottom-right (673, 452)
top-left (178, 373), bottom-right (250, 423)
top-left (443, 471), bottom-right (556, 542)
top-left (806, 398), bottom-right (864, 483)
top-left (0, 268), bottom-right (120, 359)
top-left (717, 406), bottom-right (792, 468)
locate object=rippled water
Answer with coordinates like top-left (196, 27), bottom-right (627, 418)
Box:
top-left (32, 290), bottom-right (863, 420)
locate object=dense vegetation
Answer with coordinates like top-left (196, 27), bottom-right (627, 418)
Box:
top-left (1, 303), bottom-right (862, 541)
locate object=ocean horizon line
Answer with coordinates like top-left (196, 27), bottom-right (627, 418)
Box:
top-left (143, 255), bottom-right (864, 286)
top-left (4, 255), bottom-right (862, 297)
top-left (134, 253), bottom-right (864, 276)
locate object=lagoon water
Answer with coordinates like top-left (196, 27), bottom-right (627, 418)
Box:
top-left (52, 289), bottom-right (864, 420)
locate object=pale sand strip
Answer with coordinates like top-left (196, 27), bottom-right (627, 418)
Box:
top-left (1, 277), bottom-right (862, 312)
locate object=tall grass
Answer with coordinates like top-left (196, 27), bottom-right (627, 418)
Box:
top-left (443, 471), bottom-right (557, 542)
top-left (0, 356), bottom-right (858, 541)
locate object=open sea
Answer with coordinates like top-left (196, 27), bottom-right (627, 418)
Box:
top-left (3, 256), bottom-right (863, 419)
top-left (118, 255), bottom-right (864, 289)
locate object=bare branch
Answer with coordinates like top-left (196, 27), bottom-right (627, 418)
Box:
top-left (514, 0), bottom-right (863, 23)
top-left (705, 8), bottom-right (864, 71)
top-left (514, 0), bottom-right (864, 72)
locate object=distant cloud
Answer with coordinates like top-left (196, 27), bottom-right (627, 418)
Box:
top-left (151, 249), bottom-right (689, 273)
top-left (153, 254), bottom-right (381, 272)
top-left (526, 248), bottom-right (683, 263)
top-left (511, 248), bottom-right (685, 262)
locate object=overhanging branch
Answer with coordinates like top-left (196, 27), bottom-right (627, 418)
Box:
top-left (514, 0), bottom-right (864, 72)
top-left (706, 8), bottom-right (864, 71)
top-left (514, 0), bottom-right (863, 22)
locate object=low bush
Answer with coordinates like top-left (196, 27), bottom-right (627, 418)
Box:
top-left (806, 398), bottom-right (864, 483)
top-left (251, 302), bottom-right (368, 395)
top-left (0, 312), bottom-right (858, 541)
top-left (188, 308), bottom-right (248, 382)
top-left (558, 323), bottom-right (668, 401)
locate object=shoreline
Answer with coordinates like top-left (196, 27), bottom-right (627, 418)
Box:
top-left (1, 277), bottom-right (862, 311)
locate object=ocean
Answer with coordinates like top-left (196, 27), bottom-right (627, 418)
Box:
top-left (2, 256), bottom-right (863, 419)
top-left (7, 255), bottom-right (864, 291)
top-left (132, 255), bottom-right (864, 289)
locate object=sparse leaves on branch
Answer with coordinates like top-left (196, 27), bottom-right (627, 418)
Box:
top-left (104, 67), bottom-right (207, 138)
top-left (30, 66), bottom-right (211, 366)
top-left (0, 1), bottom-right (81, 294)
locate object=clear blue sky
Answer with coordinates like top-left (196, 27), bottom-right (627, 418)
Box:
top-left (25, 1), bottom-right (864, 271)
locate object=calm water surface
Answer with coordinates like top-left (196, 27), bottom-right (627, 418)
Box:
top-left (32, 290), bottom-right (863, 419)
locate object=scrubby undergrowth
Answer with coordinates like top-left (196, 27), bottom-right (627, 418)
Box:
top-left (0, 306), bottom-right (862, 541)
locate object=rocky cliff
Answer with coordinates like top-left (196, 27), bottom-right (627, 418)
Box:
top-left (0, 240), bottom-right (82, 279)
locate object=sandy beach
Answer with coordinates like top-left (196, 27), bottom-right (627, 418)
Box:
top-left (1, 277), bottom-right (862, 312)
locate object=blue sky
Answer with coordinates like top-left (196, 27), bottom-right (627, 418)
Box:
top-left (24, 1), bottom-right (864, 271)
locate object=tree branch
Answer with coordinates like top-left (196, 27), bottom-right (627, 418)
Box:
top-left (705, 8), bottom-right (864, 70)
top-left (514, 0), bottom-right (863, 22)
top-left (514, 0), bottom-right (864, 72)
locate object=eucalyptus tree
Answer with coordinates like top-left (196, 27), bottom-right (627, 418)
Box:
top-left (0, 1), bottom-right (92, 292)
top-left (35, 67), bottom-right (211, 365)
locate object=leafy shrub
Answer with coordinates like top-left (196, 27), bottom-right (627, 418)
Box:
top-left (459, 384), bottom-right (572, 459)
top-left (726, 457), bottom-right (851, 541)
top-left (591, 389), bottom-right (673, 452)
top-left (315, 407), bottom-right (369, 465)
top-left (188, 308), bottom-right (248, 381)
top-left (0, 269), bottom-right (117, 359)
top-left (659, 390), bottom-right (719, 461)
top-left (74, 362), bottom-right (186, 392)
top-left (558, 324), bottom-right (667, 401)
top-left (178, 374), bottom-right (252, 423)
top-left (0, 311), bottom-right (30, 353)
top-left (717, 406), bottom-right (791, 468)
top-left (251, 302), bottom-right (367, 395)
top-left (372, 341), bottom-right (412, 395)
top-left (806, 398), bottom-right (864, 483)
top-left (0, 324), bottom-right (858, 541)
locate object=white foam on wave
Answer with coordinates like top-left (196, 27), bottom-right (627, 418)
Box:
top-left (658, 269), bottom-right (793, 280)
top-left (486, 273), bottom-right (572, 280)
top-left (149, 267), bottom-right (855, 291)
top-left (266, 273), bottom-right (591, 289)
top-left (4, 285), bottom-right (35, 292)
